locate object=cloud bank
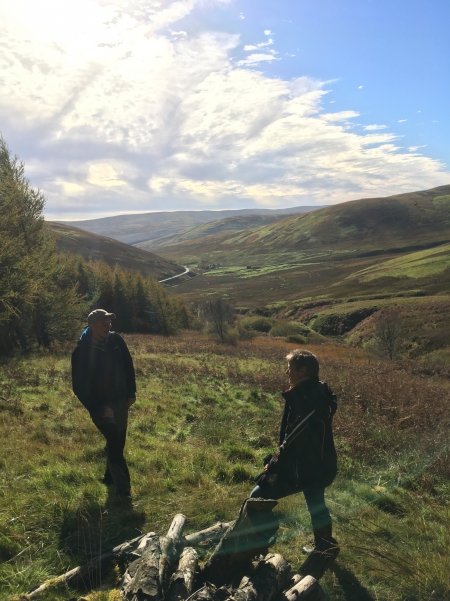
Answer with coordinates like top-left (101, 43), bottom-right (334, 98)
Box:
top-left (0, 0), bottom-right (448, 219)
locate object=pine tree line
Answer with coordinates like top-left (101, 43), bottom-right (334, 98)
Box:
top-left (0, 136), bottom-right (189, 356)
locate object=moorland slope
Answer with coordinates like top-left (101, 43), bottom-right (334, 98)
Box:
top-left (159, 185), bottom-right (450, 261)
top-left (47, 222), bottom-right (183, 280)
top-left (153, 187), bottom-right (450, 344)
top-left (62, 206), bottom-right (322, 246)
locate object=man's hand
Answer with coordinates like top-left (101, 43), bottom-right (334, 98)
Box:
top-left (127, 397), bottom-right (136, 408)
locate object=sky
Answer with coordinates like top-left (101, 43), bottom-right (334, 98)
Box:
top-left (1, 0), bottom-right (449, 220)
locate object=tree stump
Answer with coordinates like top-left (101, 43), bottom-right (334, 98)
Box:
top-left (203, 498), bottom-right (279, 586)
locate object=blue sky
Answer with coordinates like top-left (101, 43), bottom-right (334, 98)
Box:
top-left (0, 0), bottom-right (449, 219)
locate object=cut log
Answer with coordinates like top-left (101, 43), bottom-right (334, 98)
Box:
top-left (159, 514), bottom-right (187, 589)
top-left (227, 553), bottom-right (292, 601)
top-left (122, 535), bottom-right (161, 601)
top-left (282, 575), bottom-right (325, 601)
top-left (167, 547), bottom-right (199, 601)
top-left (203, 498), bottom-right (279, 586)
top-left (184, 521), bottom-right (234, 547)
top-left (24, 533), bottom-right (149, 599)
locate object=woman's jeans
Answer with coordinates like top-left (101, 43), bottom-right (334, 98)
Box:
top-left (250, 483), bottom-right (332, 532)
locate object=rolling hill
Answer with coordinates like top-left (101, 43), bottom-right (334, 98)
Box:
top-left (137, 213), bottom-right (296, 250)
top-left (61, 206), bottom-right (323, 246)
top-left (159, 186), bottom-right (450, 263)
top-left (46, 222), bottom-right (184, 280)
top-left (152, 186), bottom-right (450, 307)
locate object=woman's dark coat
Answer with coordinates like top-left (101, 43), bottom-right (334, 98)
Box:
top-left (265, 378), bottom-right (337, 494)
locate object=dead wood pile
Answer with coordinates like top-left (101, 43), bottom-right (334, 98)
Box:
top-left (24, 499), bottom-right (338, 601)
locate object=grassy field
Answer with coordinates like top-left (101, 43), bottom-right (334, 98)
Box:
top-left (0, 333), bottom-right (449, 601)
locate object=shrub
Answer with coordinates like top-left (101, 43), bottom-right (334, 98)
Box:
top-left (286, 334), bottom-right (307, 344)
top-left (269, 321), bottom-right (310, 338)
top-left (239, 316), bottom-right (273, 333)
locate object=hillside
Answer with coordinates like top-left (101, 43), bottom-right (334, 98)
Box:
top-left (154, 186), bottom-right (450, 309)
top-left (47, 222), bottom-right (183, 280)
top-left (160, 186), bottom-right (450, 262)
top-left (61, 206), bottom-right (323, 246)
top-left (137, 213), bottom-right (294, 250)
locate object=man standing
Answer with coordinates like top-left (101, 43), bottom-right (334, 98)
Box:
top-left (71, 309), bottom-right (136, 498)
top-left (251, 349), bottom-right (338, 556)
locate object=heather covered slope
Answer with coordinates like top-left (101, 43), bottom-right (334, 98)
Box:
top-left (160, 186), bottom-right (450, 262)
top-left (62, 206), bottom-right (321, 246)
top-left (137, 213), bottom-right (295, 250)
top-left (47, 222), bottom-right (183, 280)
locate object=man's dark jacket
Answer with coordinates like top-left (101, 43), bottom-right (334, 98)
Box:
top-left (269, 378), bottom-right (337, 493)
top-left (71, 329), bottom-right (136, 417)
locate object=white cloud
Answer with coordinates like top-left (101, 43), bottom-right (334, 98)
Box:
top-left (264, 29), bottom-right (272, 35)
top-left (397, 119), bottom-right (407, 123)
top-left (237, 53), bottom-right (278, 66)
top-left (0, 0), bottom-right (448, 220)
top-left (243, 38), bottom-right (273, 51)
top-left (363, 124), bottom-right (387, 131)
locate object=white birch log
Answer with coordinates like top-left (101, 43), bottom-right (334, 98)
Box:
top-left (282, 575), bottom-right (326, 601)
top-left (167, 547), bottom-right (199, 601)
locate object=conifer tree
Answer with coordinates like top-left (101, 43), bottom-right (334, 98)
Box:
top-left (0, 136), bottom-right (85, 353)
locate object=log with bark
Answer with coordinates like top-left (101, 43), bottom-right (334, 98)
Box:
top-left (122, 513), bottom-right (187, 600)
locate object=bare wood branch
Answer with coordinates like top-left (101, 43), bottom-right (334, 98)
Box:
top-left (24, 533), bottom-right (149, 599)
top-left (184, 521), bottom-right (234, 547)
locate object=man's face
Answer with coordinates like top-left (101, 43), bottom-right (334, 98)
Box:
top-left (286, 361), bottom-right (307, 388)
top-left (91, 317), bottom-right (112, 339)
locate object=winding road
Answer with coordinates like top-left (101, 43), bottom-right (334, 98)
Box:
top-left (158, 265), bottom-right (190, 283)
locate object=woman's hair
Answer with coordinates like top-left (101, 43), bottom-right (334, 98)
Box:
top-left (285, 349), bottom-right (319, 378)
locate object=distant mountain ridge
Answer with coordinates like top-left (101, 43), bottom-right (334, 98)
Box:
top-left (46, 222), bottom-right (184, 280)
top-left (60, 206), bottom-right (323, 246)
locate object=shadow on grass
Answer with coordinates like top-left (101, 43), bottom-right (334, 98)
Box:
top-left (58, 487), bottom-right (145, 591)
top-left (331, 563), bottom-right (376, 601)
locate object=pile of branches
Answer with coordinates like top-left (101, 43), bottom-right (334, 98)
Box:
top-left (24, 499), bottom-right (336, 601)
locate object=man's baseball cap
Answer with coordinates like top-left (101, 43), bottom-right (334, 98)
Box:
top-left (87, 309), bottom-right (116, 325)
